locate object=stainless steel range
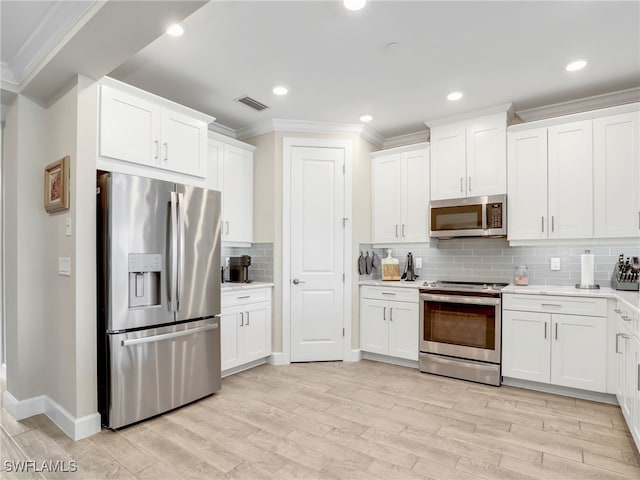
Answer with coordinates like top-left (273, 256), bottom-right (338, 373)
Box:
top-left (419, 281), bottom-right (508, 386)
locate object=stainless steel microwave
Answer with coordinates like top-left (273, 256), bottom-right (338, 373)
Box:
top-left (430, 194), bottom-right (507, 238)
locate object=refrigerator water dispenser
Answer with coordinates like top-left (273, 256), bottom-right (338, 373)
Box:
top-left (128, 253), bottom-right (162, 307)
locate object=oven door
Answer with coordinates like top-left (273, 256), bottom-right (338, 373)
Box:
top-left (419, 293), bottom-right (501, 363)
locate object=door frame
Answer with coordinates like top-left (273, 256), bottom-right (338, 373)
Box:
top-left (282, 137), bottom-right (353, 364)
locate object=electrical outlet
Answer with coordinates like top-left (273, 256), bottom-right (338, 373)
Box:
top-left (550, 258), bottom-right (561, 271)
top-left (225, 257), bottom-right (230, 267)
top-left (415, 257), bottom-right (423, 269)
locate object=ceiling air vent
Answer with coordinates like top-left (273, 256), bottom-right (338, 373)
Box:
top-left (235, 95), bottom-right (269, 112)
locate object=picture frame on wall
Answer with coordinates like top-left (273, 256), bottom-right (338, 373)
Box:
top-left (44, 155), bottom-right (70, 213)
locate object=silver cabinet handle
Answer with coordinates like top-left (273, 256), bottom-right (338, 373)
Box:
top-left (292, 278), bottom-right (306, 285)
top-left (381, 292), bottom-right (396, 296)
top-left (638, 211), bottom-right (640, 229)
top-left (468, 177), bottom-right (472, 192)
top-left (240, 311), bottom-right (244, 326)
top-left (541, 217), bottom-right (545, 233)
top-left (460, 177), bottom-right (464, 193)
top-left (246, 311), bottom-right (250, 326)
top-left (402, 224), bottom-right (406, 237)
top-left (544, 322), bottom-right (547, 339)
top-left (395, 225), bottom-right (399, 237)
top-left (555, 323), bottom-right (559, 340)
top-left (225, 221), bottom-right (230, 235)
top-left (164, 142), bottom-right (168, 162)
top-left (155, 140), bottom-right (159, 159)
top-left (551, 216), bottom-right (555, 232)
top-left (389, 307), bottom-right (393, 321)
top-left (637, 364), bottom-right (640, 392)
top-left (383, 306), bottom-right (387, 321)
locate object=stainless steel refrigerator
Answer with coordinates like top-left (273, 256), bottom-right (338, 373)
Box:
top-left (97, 171), bottom-right (222, 429)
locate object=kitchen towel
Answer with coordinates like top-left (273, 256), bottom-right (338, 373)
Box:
top-left (358, 253), bottom-right (365, 275)
top-left (365, 252), bottom-right (372, 275)
top-left (580, 251), bottom-right (595, 286)
top-left (371, 252), bottom-right (381, 270)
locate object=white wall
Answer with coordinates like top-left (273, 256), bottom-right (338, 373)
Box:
top-left (3, 95), bottom-right (47, 400)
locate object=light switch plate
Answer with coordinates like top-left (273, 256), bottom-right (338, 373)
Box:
top-left (550, 257), bottom-right (561, 271)
top-left (58, 257), bottom-right (71, 276)
top-left (415, 257), bottom-right (423, 269)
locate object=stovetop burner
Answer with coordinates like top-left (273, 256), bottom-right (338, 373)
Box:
top-left (421, 280), bottom-right (509, 294)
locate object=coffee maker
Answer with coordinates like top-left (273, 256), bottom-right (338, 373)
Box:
top-left (229, 255), bottom-right (252, 283)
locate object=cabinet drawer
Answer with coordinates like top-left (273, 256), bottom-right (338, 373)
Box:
top-left (503, 294), bottom-right (606, 317)
top-left (222, 288), bottom-right (270, 307)
top-left (361, 286), bottom-right (418, 303)
top-left (614, 299), bottom-right (640, 338)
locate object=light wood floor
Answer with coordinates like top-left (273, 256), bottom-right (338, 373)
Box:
top-left (2, 360), bottom-right (640, 479)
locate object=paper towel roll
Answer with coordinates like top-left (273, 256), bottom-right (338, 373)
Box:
top-left (580, 252), bottom-right (595, 286)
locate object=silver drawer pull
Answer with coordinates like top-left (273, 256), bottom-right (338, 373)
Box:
top-left (381, 292), bottom-right (396, 296)
top-left (615, 308), bottom-right (622, 314)
top-left (237, 295), bottom-right (251, 299)
top-left (542, 303), bottom-right (561, 308)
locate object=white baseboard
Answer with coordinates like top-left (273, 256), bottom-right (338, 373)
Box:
top-left (502, 377), bottom-right (618, 405)
top-left (345, 349), bottom-right (363, 362)
top-left (2, 391), bottom-right (100, 440)
top-left (0, 363), bottom-right (6, 380)
top-left (222, 357), bottom-right (269, 378)
top-left (268, 352), bottom-right (289, 366)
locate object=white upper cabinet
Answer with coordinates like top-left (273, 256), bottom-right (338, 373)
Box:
top-left (507, 103), bottom-right (639, 242)
top-left (99, 80), bottom-right (211, 178)
top-left (547, 120), bottom-right (593, 239)
top-left (507, 128), bottom-right (548, 241)
top-left (222, 144), bottom-right (254, 243)
top-left (430, 112), bottom-right (508, 200)
top-left (371, 144), bottom-right (429, 244)
top-left (593, 111), bottom-right (640, 238)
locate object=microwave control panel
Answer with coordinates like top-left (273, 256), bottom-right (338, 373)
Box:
top-left (487, 203), bottom-right (503, 228)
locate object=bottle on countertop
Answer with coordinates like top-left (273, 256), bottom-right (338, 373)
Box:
top-left (514, 265), bottom-right (528, 286)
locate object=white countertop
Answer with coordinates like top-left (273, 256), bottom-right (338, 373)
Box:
top-left (221, 281), bottom-right (274, 291)
top-left (502, 284), bottom-right (640, 313)
top-left (359, 280), bottom-right (427, 289)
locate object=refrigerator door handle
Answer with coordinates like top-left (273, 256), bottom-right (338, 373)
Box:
top-left (176, 192), bottom-right (186, 311)
top-left (168, 191), bottom-right (178, 312)
top-left (121, 323), bottom-right (219, 347)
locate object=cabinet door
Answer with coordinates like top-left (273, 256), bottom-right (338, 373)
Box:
top-left (222, 145), bottom-right (254, 243)
top-left (161, 109), bottom-right (207, 177)
top-left (507, 129), bottom-right (548, 241)
top-left (242, 302), bottom-right (271, 363)
top-left (466, 117), bottom-right (506, 196)
top-left (551, 314), bottom-right (606, 392)
top-left (631, 336), bottom-right (640, 445)
top-left (220, 307), bottom-right (242, 371)
top-left (207, 139), bottom-right (224, 191)
top-left (400, 149), bottom-right (429, 243)
top-left (548, 120), bottom-right (593, 239)
top-left (99, 85), bottom-right (160, 166)
top-left (594, 111), bottom-right (640, 238)
top-left (387, 301), bottom-right (419, 361)
top-left (502, 310), bottom-right (550, 383)
top-left (430, 124), bottom-right (466, 200)
top-left (372, 155), bottom-right (402, 243)
top-left (616, 320), bottom-right (631, 419)
top-left (360, 299), bottom-right (388, 355)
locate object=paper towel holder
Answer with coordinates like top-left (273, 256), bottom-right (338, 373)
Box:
top-left (576, 249), bottom-right (600, 289)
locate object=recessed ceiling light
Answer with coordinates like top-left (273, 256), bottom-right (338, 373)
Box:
top-left (343, 0), bottom-right (367, 11)
top-left (565, 59), bottom-right (587, 72)
top-left (360, 114), bottom-right (373, 122)
top-left (272, 86), bottom-right (288, 96)
top-left (447, 91), bottom-right (463, 101)
top-left (166, 24), bottom-right (184, 37)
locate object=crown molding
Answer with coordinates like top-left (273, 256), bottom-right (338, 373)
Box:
top-left (424, 103), bottom-right (514, 128)
top-left (208, 130), bottom-right (256, 151)
top-left (371, 141), bottom-right (429, 157)
top-left (383, 130), bottom-right (429, 149)
top-left (516, 88), bottom-right (640, 122)
top-left (0, 1), bottom-right (96, 86)
top-left (208, 122), bottom-right (237, 138)
top-left (236, 118), bottom-right (385, 147)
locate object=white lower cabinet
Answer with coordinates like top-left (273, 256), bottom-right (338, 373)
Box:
top-left (221, 287), bottom-right (271, 374)
top-left (502, 294), bottom-right (607, 392)
top-left (360, 287), bottom-right (419, 361)
top-left (614, 303), bottom-right (640, 450)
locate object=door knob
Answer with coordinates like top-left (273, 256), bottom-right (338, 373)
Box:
top-left (292, 278), bottom-right (306, 285)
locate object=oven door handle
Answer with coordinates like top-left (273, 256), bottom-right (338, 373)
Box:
top-left (420, 293), bottom-right (500, 306)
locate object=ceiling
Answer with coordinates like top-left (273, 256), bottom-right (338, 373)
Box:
top-left (2, 1), bottom-right (640, 140)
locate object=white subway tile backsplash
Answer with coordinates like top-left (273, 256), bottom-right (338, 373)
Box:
top-left (359, 240), bottom-right (639, 287)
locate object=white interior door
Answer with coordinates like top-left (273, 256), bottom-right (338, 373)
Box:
top-left (290, 146), bottom-right (345, 362)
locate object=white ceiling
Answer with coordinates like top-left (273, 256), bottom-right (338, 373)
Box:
top-left (2, 1), bottom-right (639, 140)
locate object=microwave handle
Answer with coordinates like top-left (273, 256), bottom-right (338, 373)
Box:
top-left (481, 203), bottom-right (487, 230)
